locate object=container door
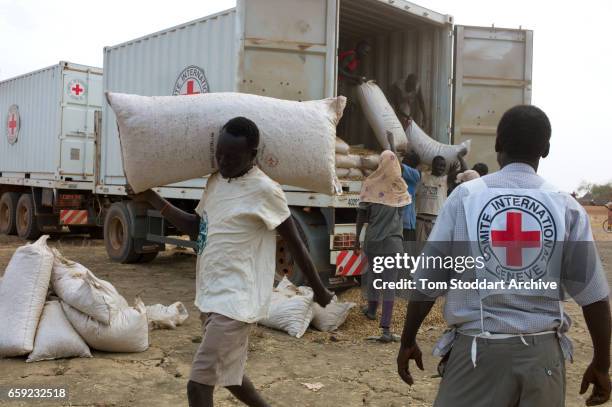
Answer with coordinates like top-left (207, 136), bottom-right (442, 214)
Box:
top-left (235, 0), bottom-right (338, 100)
top-left (60, 69), bottom-right (102, 179)
top-left (452, 25), bottom-right (533, 170)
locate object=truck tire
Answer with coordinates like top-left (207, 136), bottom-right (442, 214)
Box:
top-left (104, 202), bottom-right (141, 263)
top-left (0, 192), bottom-right (19, 235)
top-left (16, 194), bottom-right (41, 240)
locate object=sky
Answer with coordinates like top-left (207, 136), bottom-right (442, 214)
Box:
top-left (1, 0), bottom-right (610, 193)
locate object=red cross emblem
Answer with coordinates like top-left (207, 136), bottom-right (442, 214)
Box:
top-left (491, 212), bottom-right (541, 267)
top-left (185, 80), bottom-right (200, 95)
top-left (72, 83), bottom-right (84, 96)
top-left (8, 114), bottom-right (17, 135)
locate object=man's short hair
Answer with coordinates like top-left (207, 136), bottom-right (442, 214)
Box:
top-left (495, 105), bottom-right (551, 160)
top-left (472, 162), bottom-right (489, 176)
top-left (432, 155), bottom-right (445, 165)
top-left (221, 117), bottom-right (260, 150)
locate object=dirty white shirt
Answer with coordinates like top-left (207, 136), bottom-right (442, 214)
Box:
top-left (416, 172), bottom-right (447, 216)
top-left (194, 167), bottom-right (291, 323)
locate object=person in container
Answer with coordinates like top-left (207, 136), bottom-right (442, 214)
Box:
top-left (130, 117), bottom-right (333, 407)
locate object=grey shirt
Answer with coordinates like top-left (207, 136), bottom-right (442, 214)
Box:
top-left (359, 202), bottom-right (403, 253)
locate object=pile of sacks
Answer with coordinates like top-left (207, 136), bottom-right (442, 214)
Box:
top-left (259, 277), bottom-right (355, 338)
top-left (335, 138), bottom-right (381, 180)
top-left (0, 236), bottom-right (188, 362)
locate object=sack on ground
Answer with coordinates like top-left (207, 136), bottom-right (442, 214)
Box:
top-left (335, 154), bottom-right (362, 169)
top-left (62, 299), bottom-right (149, 353)
top-left (405, 121), bottom-right (470, 167)
top-left (27, 301), bottom-right (91, 362)
top-left (146, 302), bottom-right (189, 330)
top-left (259, 277), bottom-right (313, 338)
top-left (356, 81), bottom-right (407, 152)
top-left (0, 236), bottom-right (54, 357)
top-left (311, 296), bottom-right (356, 332)
top-left (107, 92), bottom-right (346, 195)
top-left (51, 249), bottom-right (128, 324)
top-left (335, 137), bottom-right (350, 155)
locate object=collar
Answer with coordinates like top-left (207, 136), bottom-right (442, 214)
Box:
top-left (500, 162), bottom-right (536, 175)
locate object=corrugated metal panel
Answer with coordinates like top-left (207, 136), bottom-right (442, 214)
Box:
top-left (101, 9), bottom-right (237, 186)
top-left (338, 0), bottom-right (452, 148)
top-left (452, 26), bottom-right (533, 171)
top-left (0, 62), bottom-right (102, 181)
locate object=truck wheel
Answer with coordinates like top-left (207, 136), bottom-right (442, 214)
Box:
top-left (138, 252), bottom-right (158, 263)
top-left (104, 202), bottom-right (140, 263)
top-left (16, 194), bottom-right (41, 240)
top-left (0, 192), bottom-right (19, 235)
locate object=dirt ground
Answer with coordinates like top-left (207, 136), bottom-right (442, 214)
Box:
top-left (0, 206), bottom-right (610, 407)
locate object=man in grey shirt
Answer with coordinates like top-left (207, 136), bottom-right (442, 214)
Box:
top-left (396, 105), bottom-right (610, 406)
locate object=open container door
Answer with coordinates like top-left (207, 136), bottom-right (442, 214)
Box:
top-left (235, 0), bottom-right (338, 101)
top-left (452, 25), bottom-right (533, 171)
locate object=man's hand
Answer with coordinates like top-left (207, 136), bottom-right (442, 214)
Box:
top-left (397, 342), bottom-right (424, 385)
top-left (125, 185), bottom-right (153, 203)
top-left (353, 240), bottom-right (361, 253)
top-left (313, 287), bottom-right (334, 308)
top-left (580, 362), bottom-right (611, 406)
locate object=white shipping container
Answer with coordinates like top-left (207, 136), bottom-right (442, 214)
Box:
top-left (100, 0), bottom-right (532, 196)
top-left (0, 62), bottom-right (103, 184)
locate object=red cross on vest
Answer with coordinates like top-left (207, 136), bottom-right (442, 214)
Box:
top-left (491, 212), bottom-right (541, 267)
top-left (8, 114), bottom-right (17, 135)
top-left (186, 80), bottom-right (199, 95)
top-left (72, 83), bottom-right (84, 96)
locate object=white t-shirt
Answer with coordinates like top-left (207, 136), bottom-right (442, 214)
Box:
top-left (416, 172), bottom-right (447, 216)
top-left (194, 167), bottom-right (291, 323)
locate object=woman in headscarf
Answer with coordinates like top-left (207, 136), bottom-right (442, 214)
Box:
top-left (354, 150), bottom-right (411, 342)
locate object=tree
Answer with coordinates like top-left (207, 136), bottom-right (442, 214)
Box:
top-left (578, 181), bottom-right (612, 204)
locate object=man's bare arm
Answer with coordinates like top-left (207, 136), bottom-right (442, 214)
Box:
top-left (131, 189), bottom-right (199, 237)
top-left (397, 301), bottom-right (434, 385)
top-left (276, 217), bottom-right (333, 307)
top-left (580, 298), bottom-right (611, 405)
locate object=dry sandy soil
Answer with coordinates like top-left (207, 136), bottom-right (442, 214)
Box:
top-left (0, 206), bottom-right (610, 407)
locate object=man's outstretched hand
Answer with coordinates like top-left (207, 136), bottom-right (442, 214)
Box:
top-left (313, 287), bottom-right (334, 308)
top-left (580, 362), bottom-right (611, 406)
top-left (397, 342), bottom-right (424, 385)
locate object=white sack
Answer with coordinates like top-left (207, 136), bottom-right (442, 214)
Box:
top-left (405, 121), bottom-right (470, 167)
top-left (311, 296), bottom-right (356, 332)
top-left (336, 168), bottom-right (350, 178)
top-left (259, 277), bottom-right (313, 338)
top-left (62, 300), bottom-right (149, 353)
top-left (335, 154), bottom-right (362, 169)
top-left (27, 301), bottom-right (91, 362)
top-left (335, 138), bottom-right (350, 155)
top-left (348, 168), bottom-right (364, 178)
top-left (356, 81), bottom-right (408, 152)
top-left (51, 249), bottom-right (128, 324)
top-left (107, 92), bottom-right (346, 195)
top-left (0, 236), bottom-right (54, 357)
top-left (360, 154), bottom-right (380, 170)
top-left (146, 302), bottom-right (189, 330)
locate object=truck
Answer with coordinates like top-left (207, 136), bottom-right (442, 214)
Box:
top-left (0, 0), bottom-right (533, 287)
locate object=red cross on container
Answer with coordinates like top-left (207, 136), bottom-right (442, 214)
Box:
top-left (491, 212), bottom-right (541, 267)
top-left (8, 114), bottom-right (17, 135)
top-left (185, 80), bottom-right (199, 95)
top-left (72, 83), bottom-right (84, 96)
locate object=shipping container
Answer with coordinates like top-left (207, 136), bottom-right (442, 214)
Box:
top-left (0, 62), bottom-right (103, 184)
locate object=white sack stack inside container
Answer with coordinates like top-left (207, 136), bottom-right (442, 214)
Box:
top-left (51, 249), bottom-right (129, 324)
top-left (405, 121), bottom-right (470, 167)
top-left (106, 92), bottom-right (346, 195)
top-left (356, 81), bottom-right (407, 152)
top-left (0, 236), bottom-right (54, 357)
top-left (259, 277), bottom-right (314, 338)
